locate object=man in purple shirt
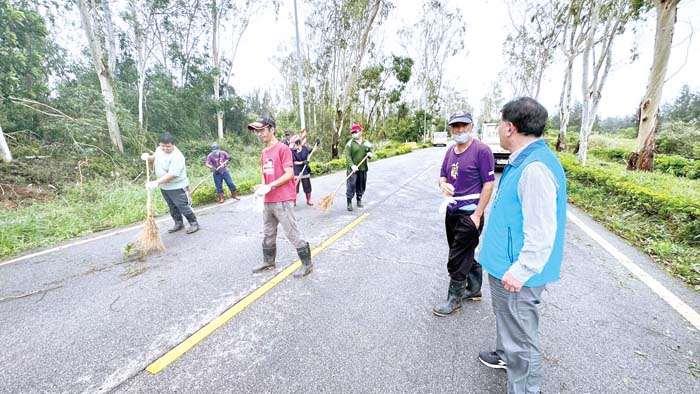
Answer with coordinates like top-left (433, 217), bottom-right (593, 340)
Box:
top-left (205, 143), bottom-right (239, 203)
top-left (433, 111), bottom-right (496, 317)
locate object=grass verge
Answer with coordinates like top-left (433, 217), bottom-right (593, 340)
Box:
top-left (561, 153), bottom-right (699, 289)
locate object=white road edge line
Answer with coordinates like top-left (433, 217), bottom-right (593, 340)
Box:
top-left (0, 199), bottom-right (230, 268)
top-left (568, 209), bottom-right (700, 331)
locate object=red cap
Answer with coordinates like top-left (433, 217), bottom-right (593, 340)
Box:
top-left (350, 122), bottom-right (363, 133)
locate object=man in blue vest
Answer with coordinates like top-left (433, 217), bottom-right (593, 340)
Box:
top-left (477, 97), bottom-right (567, 393)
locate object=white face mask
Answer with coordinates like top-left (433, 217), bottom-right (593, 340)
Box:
top-left (453, 133), bottom-right (471, 144)
top-left (353, 133), bottom-right (361, 140)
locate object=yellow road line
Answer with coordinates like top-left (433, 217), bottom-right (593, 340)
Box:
top-left (146, 213), bottom-right (370, 374)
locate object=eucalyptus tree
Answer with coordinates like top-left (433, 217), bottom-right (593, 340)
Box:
top-left (628, 0), bottom-right (682, 171)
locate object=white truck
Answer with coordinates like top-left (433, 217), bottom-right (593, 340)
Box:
top-left (480, 122), bottom-right (510, 170)
top-left (431, 131), bottom-right (448, 147)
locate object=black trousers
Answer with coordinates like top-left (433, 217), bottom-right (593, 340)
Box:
top-left (346, 170), bottom-right (367, 200)
top-left (445, 210), bottom-right (483, 282)
top-left (296, 177), bottom-right (312, 194)
top-left (161, 188), bottom-right (196, 224)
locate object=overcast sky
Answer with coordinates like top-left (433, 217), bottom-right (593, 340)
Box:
top-left (57, 0), bottom-right (700, 119)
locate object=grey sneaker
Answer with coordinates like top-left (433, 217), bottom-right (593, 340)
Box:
top-left (478, 351), bottom-right (507, 369)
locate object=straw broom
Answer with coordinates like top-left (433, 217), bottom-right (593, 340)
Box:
top-left (318, 154), bottom-right (369, 212)
top-left (130, 158), bottom-right (165, 257)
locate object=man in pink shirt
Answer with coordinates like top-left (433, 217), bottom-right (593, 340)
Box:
top-left (248, 115), bottom-right (313, 278)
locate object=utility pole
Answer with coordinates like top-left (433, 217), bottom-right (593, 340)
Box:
top-left (293, 0), bottom-right (306, 130)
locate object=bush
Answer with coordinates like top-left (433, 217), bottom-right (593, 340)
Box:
top-left (589, 147), bottom-right (628, 163)
top-left (657, 121), bottom-right (700, 159)
top-left (589, 147), bottom-right (700, 179)
top-left (560, 154), bottom-right (700, 244)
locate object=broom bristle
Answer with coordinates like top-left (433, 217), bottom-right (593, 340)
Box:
top-left (132, 214), bottom-right (165, 256)
top-left (318, 193), bottom-right (335, 212)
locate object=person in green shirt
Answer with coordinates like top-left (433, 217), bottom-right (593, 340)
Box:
top-left (344, 122), bottom-right (374, 211)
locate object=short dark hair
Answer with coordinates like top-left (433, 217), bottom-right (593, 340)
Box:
top-left (159, 132), bottom-right (175, 144)
top-left (501, 97), bottom-right (548, 137)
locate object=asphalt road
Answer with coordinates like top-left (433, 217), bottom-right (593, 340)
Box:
top-left (1, 147), bottom-right (698, 393)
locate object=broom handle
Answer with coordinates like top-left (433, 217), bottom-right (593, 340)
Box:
top-left (294, 142), bottom-right (319, 185)
top-left (145, 159), bottom-right (153, 216)
top-left (331, 153), bottom-right (370, 194)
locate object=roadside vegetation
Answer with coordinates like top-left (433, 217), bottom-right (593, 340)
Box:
top-left (546, 88), bottom-right (700, 289)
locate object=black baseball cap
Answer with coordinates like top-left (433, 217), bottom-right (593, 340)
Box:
top-left (448, 111), bottom-right (473, 125)
top-left (247, 115), bottom-right (276, 130)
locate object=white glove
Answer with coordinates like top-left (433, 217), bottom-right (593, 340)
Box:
top-left (367, 152), bottom-right (374, 158)
top-left (351, 165), bottom-right (359, 172)
top-left (140, 153), bottom-right (150, 161)
top-left (146, 181), bottom-right (159, 190)
top-left (254, 184), bottom-right (272, 197)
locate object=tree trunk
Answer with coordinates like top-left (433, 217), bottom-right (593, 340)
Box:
top-left (557, 56), bottom-right (574, 152)
top-left (0, 123), bottom-right (12, 162)
top-left (78, 0), bottom-right (124, 153)
top-left (331, 0), bottom-right (382, 158)
top-left (578, 23), bottom-right (593, 165)
top-left (578, 3), bottom-right (620, 165)
top-left (212, 1), bottom-right (224, 141)
top-left (100, 0), bottom-right (118, 75)
top-left (628, 0), bottom-right (679, 171)
top-left (138, 73), bottom-right (146, 130)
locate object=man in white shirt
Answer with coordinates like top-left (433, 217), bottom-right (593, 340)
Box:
top-left (142, 132), bottom-right (199, 234)
top-left (477, 97), bottom-right (567, 393)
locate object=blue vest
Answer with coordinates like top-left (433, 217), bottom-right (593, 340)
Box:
top-left (477, 139), bottom-right (567, 287)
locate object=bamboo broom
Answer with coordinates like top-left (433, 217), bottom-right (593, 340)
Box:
top-left (318, 153), bottom-right (370, 212)
top-left (130, 158), bottom-right (165, 257)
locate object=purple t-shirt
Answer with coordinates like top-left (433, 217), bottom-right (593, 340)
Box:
top-left (206, 150), bottom-right (231, 173)
top-left (440, 140), bottom-right (495, 212)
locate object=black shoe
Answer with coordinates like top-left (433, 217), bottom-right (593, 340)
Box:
top-left (185, 223), bottom-right (199, 234)
top-left (463, 264), bottom-right (483, 301)
top-left (294, 242), bottom-right (313, 278)
top-left (294, 264), bottom-right (313, 278)
top-left (168, 222), bottom-right (184, 233)
top-left (432, 279), bottom-right (466, 317)
top-left (462, 290), bottom-right (482, 301)
top-left (253, 246), bottom-right (276, 273)
top-left (252, 261), bottom-right (275, 273)
top-left (347, 198), bottom-right (353, 211)
top-left (356, 198), bottom-right (363, 208)
top-left (478, 351), bottom-right (507, 370)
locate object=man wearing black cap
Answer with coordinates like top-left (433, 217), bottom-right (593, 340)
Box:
top-left (247, 115), bottom-right (313, 278)
top-left (433, 111), bottom-right (495, 316)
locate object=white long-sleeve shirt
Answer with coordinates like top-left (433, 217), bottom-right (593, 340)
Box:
top-left (504, 139), bottom-right (560, 284)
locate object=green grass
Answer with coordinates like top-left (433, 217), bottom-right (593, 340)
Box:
top-left (588, 134), bottom-right (637, 151)
top-left (0, 141), bottom-right (424, 260)
top-left (561, 153), bottom-right (700, 289)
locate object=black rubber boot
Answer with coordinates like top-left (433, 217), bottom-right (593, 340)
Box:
top-left (184, 213), bottom-right (199, 234)
top-left (253, 245), bottom-right (276, 273)
top-left (347, 198), bottom-right (353, 211)
top-left (463, 264), bottom-right (483, 301)
top-left (432, 279), bottom-right (466, 317)
top-left (293, 242), bottom-right (313, 278)
top-left (356, 197), bottom-right (363, 208)
top-left (168, 221), bottom-right (184, 233)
